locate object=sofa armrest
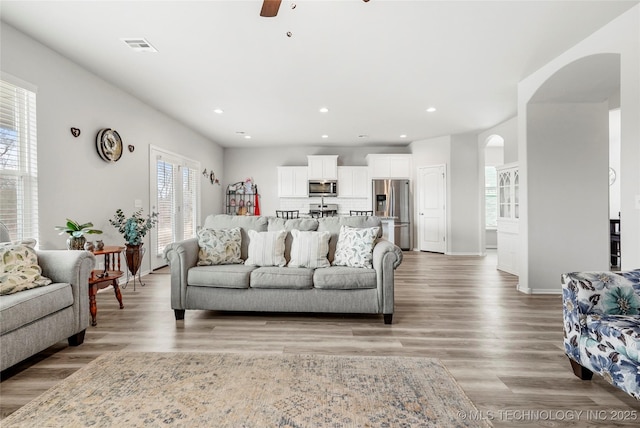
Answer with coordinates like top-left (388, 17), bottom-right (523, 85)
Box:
top-left (373, 239), bottom-right (403, 316)
top-left (37, 250), bottom-right (94, 331)
top-left (163, 237), bottom-right (199, 310)
top-left (561, 269), bottom-right (640, 361)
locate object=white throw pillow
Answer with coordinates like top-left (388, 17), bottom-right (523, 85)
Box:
top-left (245, 230), bottom-right (287, 267)
top-left (332, 225), bottom-right (380, 269)
top-left (197, 227), bottom-right (243, 266)
top-left (288, 229), bottom-right (331, 268)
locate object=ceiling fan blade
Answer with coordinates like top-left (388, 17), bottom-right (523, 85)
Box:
top-left (260, 0), bottom-right (282, 17)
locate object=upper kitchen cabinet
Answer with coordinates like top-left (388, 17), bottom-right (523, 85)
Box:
top-left (337, 166), bottom-right (369, 198)
top-left (307, 155), bottom-right (338, 180)
top-left (278, 166), bottom-right (308, 197)
top-left (366, 154), bottom-right (412, 179)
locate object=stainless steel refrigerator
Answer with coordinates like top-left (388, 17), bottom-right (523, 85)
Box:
top-left (372, 179), bottom-right (411, 250)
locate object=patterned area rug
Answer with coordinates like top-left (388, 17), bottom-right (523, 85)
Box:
top-left (2, 352), bottom-right (490, 427)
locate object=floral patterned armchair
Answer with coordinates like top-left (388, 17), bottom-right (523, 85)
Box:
top-left (562, 270), bottom-right (640, 399)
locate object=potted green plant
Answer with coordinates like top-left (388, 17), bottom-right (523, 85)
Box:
top-left (55, 219), bottom-right (103, 250)
top-left (109, 209), bottom-right (158, 277)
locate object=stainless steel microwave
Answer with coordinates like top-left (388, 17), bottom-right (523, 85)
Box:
top-left (308, 180), bottom-right (337, 197)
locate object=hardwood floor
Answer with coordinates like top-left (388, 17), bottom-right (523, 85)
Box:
top-left (2, 251), bottom-right (638, 426)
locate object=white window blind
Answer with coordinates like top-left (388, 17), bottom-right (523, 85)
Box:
top-left (182, 166), bottom-right (197, 240)
top-left (0, 79), bottom-right (39, 242)
top-left (156, 159), bottom-right (175, 256)
top-left (154, 155), bottom-right (199, 257)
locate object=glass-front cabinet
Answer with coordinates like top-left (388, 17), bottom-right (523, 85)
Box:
top-left (496, 163), bottom-right (519, 275)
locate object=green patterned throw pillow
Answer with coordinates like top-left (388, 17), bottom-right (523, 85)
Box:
top-left (332, 225), bottom-right (380, 269)
top-left (197, 227), bottom-right (243, 266)
top-left (0, 243), bottom-right (53, 295)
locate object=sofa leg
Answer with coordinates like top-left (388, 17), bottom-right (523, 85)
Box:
top-left (383, 314), bottom-right (393, 325)
top-left (174, 309), bottom-right (185, 320)
top-left (569, 358), bottom-right (593, 380)
top-left (68, 329), bottom-right (86, 346)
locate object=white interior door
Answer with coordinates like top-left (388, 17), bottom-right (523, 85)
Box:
top-left (150, 146), bottom-right (200, 270)
top-left (418, 165), bottom-right (446, 253)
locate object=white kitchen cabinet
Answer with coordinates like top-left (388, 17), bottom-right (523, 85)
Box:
top-left (366, 154), bottom-right (412, 179)
top-left (337, 166), bottom-right (369, 198)
top-left (496, 163), bottom-right (519, 275)
top-left (307, 155), bottom-right (338, 180)
top-left (278, 166), bottom-right (308, 197)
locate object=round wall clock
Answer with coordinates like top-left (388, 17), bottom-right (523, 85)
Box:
top-left (96, 128), bottom-right (123, 163)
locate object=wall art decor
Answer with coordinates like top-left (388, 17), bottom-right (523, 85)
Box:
top-left (128, 145), bottom-right (135, 152)
top-left (70, 127), bottom-right (81, 137)
top-left (96, 128), bottom-right (123, 163)
top-left (202, 169), bottom-right (220, 185)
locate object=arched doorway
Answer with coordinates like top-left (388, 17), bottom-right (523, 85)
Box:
top-left (522, 53), bottom-right (620, 292)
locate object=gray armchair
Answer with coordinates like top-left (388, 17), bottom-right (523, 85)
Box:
top-left (0, 223), bottom-right (94, 371)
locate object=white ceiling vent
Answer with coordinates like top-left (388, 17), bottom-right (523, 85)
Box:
top-left (121, 38), bottom-right (157, 52)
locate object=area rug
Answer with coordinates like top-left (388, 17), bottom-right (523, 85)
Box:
top-left (2, 352), bottom-right (491, 428)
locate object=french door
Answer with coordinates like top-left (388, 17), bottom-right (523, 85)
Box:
top-left (149, 146), bottom-right (200, 270)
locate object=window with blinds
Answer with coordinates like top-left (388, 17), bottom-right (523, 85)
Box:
top-left (151, 148), bottom-right (200, 264)
top-left (0, 79), bottom-right (39, 242)
top-left (156, 159), bottom-right (175, 256)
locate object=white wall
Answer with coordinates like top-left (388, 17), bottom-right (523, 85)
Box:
top-left (526, 102), bottom-right (610, 292)
top-left (449, 133), bottom-right (482, 255)
top-left (518, 5), bottom-right (640, 293)
top-left (609, 108), bottom-right (621, 219)
top-left (1, 24), bottom-right (224, 272)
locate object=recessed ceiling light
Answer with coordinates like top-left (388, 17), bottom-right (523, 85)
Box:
top-left (319, 107), bottom-right (329, 113)
top-left (244, 135), bottom-right (252, 139)
top-left (321, 135), bottom-right (329, 139)
top-left (400, 134), bottom-right (407, 139)
top-left (426, 107), bottom-right (437, 113)
top-left (213, 109), bottom-right (224, 114)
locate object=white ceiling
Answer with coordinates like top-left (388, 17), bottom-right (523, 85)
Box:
top-left (1, 1), bottom-right (637, 148)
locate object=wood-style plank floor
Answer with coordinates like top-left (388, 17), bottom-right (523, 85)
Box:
top-left (2, 251), bottom-right (639, 427)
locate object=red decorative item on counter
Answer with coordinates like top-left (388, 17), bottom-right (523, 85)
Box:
top-left (254, 186), bottom-right (260, 216)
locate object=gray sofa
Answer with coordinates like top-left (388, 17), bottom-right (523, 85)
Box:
top-left (164, 215), bottom-right (403, 324)
top-left (1, 223), bottom-right (94, 371)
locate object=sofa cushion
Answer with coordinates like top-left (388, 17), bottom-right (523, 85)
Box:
top-left (0, 282), bottom-right (73, 335)
top-left (250, 267), bottom-right (314, 289)
top-left (187, 265), bottom-right (257, 289)
top-left (586, 314), bottom-right (640, 364)
top-left (288, 230), bottom-right (331, 269)
top-left (202, 214), bottom-right (269, 259)
top-left (332, 225), bottom-right (380, 269)
top-left (245, 230), bottom-right (287, 267)
top-left (0, 243), bottom-right (53, 295)
top-left (197, 227), bottom-right (243, 266)
top-left (313, 266), bottom-right (377, 290)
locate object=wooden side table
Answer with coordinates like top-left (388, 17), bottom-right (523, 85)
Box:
top-left (89, 246), bottom-right (125, 326)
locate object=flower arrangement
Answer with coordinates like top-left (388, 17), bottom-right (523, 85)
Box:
top-left (109, 209), bottom-right (158, 246)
